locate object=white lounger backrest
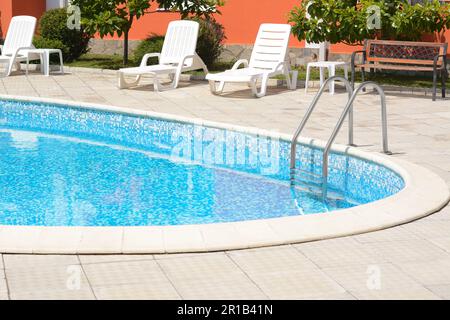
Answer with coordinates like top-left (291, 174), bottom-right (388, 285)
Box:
top-left (2, 16), bottom-right (37, 56)
top-left (160, 20), bottom-right (199, 66)
top-left (249, 23), bottom-right (292, 72)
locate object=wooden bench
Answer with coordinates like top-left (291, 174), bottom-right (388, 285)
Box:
top-left (351, 40), bottom-right (448, 101)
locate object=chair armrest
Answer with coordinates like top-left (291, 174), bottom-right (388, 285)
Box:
top-left (351, 50), bottom-right (366, 67)
top-left (174, 54), bottom-right (196, 73)
top-left (140, 53), bottom-right (161, 67)
top-left (273, 61), bottom-right (288, 72)
top-left (231, 59), bottom-right (249, 70)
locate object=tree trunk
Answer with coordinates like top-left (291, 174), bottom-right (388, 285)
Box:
top-left (123, 30), bottom-right (129, 66)
top-left (123, 15), bottom-right (134, 66)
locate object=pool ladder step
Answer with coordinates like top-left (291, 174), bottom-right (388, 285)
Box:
top-left (289, 76), bottom-right (391, 197)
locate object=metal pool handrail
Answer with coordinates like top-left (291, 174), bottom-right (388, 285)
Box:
top-left (290, 80), bottom-right (391, 196)
top-left (289, 76), bottom-right (353, 175)
top-left (321, 82), bottom-right (390, 190)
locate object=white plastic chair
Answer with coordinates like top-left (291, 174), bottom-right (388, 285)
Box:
top-left (118, 20), bottom-right (208, 91)
top-left (206, 23), bottom-right (297, 98)
top-left (0, 16), bottom-right (38, 77)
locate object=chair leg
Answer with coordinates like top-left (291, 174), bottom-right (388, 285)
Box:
top-left (44, 50), bottom-right (50, 76)
top-left (289, 70), bottom-right (298, 90)
top-left (305, 65), bottom-right (311, 93)
top-left (441, 69), bottom-right (446, 98)
top-left (6, 61), bottom-right (15, 77)
top-left (118, 72), bottom-right (141, 89)
top-left (59, 50), bottom-right (64, 74)
top-left (254, 75), bottom-right (269, 98)
top-left (209, 80), bottom-right (225, 94)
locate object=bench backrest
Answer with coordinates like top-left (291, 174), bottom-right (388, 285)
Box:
top-left (364, 40), bottom-right (447, 66)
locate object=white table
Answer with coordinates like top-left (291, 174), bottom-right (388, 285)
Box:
top-left (305, 61), bottom-right (349, 95)
top-left (25, 49), bottom-right (64, 76)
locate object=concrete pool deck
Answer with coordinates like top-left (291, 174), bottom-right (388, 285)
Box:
top-left (0, 70), bottom-right (450, 299)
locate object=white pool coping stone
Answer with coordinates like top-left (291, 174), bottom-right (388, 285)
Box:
top-left (0, 94), bottom-right (449, 254)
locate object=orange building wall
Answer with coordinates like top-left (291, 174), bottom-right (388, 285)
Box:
top-left (0, 0), bottom-right (449, 54)
top-left (0, 0), bottom-right (45, 38)
top-left (0, 0), bottom-right (13, 40)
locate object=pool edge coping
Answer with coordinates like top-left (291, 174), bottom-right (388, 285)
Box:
top-left (0, 93), bottom-right (449, 254)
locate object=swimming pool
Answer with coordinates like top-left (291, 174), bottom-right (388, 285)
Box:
top-left (0, 98), bottom-right (405, 227)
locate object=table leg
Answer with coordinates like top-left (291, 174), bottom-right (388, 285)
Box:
top-left (58, 50), bottom-right (64, 74)
top-left (319, 67), bottom-right (325, 87)
top-left (328, 65), bottom-right (336, 95)
top-left (44, 50), bottom-right (50, 76)
top-left (305, 64), bottom-right (311, 93)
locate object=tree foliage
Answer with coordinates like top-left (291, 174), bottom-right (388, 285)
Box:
top-left (289, 0), bottom-right (450, 45)
top-left (71, 0), bottom-right (224, 64)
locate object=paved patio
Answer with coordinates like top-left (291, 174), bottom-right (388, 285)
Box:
top-left (0, 70), bottom-right (449, 300)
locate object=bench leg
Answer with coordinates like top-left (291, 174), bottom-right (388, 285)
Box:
top-left (441, 69), bottom-right (446, 99)
top-left (432, 68), bottom-right (437, 101)
top-left (361, 67), bottom-right (366, 92)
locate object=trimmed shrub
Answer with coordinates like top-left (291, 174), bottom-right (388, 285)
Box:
top-left (35, 8), bottom-right (90, 62)
top-left (191, 17), bottom-right (226, 69)
top-left (134, 18), bottom-right (226, 69)
top-left (134, 34), bottom-right (165, 65)
top-left (33, 37), bottom-right (69, 62)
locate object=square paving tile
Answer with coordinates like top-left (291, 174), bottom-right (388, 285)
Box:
top-left (394, 258), bottom-right (450, 286)
top-left (6, 264), bottom-right (91, 296)
top-left (3, 255), bottom-right (79, 269)
top-left (93, 282), bottom-right (180, 300)
top-left (364, 239), bottom-right (449, 263)
top-left (227, 246), bottom-right (317, 274)
top-left (351, 286), bottom-right (439, 300)
top-left (82, 260), bottom-right (170, 288)
top-left (247, 269), bottom-right (345, 299)
top-left (157, 253), bottom-right (267, 299)
top-left (321, 263), bottom-right (422, 292)
top-left (426, 284), bottom-right (450, 299)
top-left (79, 255), bottom-right (154, 265)
top-left (352, 226), bottom-right (421, 243)
top-left (294, 237), bottom-right (385, 268)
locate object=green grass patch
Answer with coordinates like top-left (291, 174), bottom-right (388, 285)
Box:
top-left (67, 54), bottom-right (447, 89)
top-left (65, 54), bottom-right (138, 70)
top-left (282, 65), bottom-right (448, 89)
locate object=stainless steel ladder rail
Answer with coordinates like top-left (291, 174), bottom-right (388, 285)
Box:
top-left (289, 76), bottom-right (353, 185)
top-left (290, 79), bottom-right (391, 196)
top-left (321, 81), bottom-right (391, 194)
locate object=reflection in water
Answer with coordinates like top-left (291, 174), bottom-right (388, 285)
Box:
top-left (10, 131), bottom-right (39, 151)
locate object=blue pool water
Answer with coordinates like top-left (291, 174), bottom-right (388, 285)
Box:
top-left (0, 99), bottom-right (404, 226)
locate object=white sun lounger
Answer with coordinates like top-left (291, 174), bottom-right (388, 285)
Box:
top-left (206, 23), bottom-right (297, 98)
top-left (0, 16), bottom-right (39, 77)
top-left (118, 20), bottom-right (208, 91)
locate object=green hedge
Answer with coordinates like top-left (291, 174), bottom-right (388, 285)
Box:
top-left (34, 8), bottom-right (91, 62)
